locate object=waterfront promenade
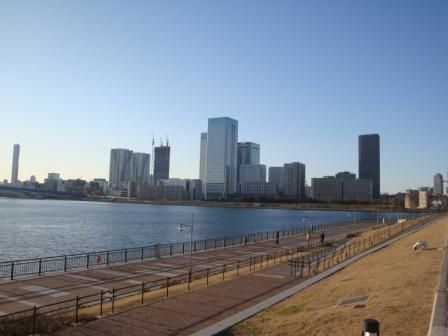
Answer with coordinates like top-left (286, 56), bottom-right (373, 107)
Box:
top-left (53, 216), bottom-right (435, 336)
top-left (0, 221), bottom-right (376, 318)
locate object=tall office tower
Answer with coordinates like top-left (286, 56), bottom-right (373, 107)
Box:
top-left (129, 152), bottom-right (150, 183)
top-left (109, 148), bottom-right (133, 190)
top-left (434, 173), bottom-right (444, 196)
top-left (237, 142), bottom-right (260, 183)
top-left (269, 166), bottom-right (284, 191)
top-left (359, 134), bottom-right (380, 199)
top-left (154, 145), bottom-right (170, 185)
top-left (199, 132), bottom-right (208, 181)
top-left (11, 144), bottom-right (20, 184)
top-left (283, 162), bottom-right (306, 200)
top-left (205, 117), bottom-right (238, 199)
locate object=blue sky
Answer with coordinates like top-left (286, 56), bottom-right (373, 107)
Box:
top-left (0, 0), bottom-right (447, 193)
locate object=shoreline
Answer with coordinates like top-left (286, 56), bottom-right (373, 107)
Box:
top-left (0, 194), bottom-right (425, 213)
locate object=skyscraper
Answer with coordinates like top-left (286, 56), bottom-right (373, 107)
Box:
top-left (237, 142), bottom-right (260, 183)
top-left (109, 148), bottom-right (133, 190)
top-left (129, 153), bottom-right (150, 183)
top-left (154, 145), bottom-right (170, 185)
top-left (283, 162), bottom-right (306, 200)
top-left (199, 133), bottom-right (208, 181)
top-left (434, 173), bottom-right (444, 196)
top-left (205, 117), bottom-right (238, 199)
top-left (11, 144), bottom-right (20, 184)
top-left (268, 166), bottom-right (284, 192)
top-left (358, 134), bottom-right (380, 199)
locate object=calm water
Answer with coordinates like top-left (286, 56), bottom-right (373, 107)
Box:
top-left (0, 198), bottom-right (408, 261)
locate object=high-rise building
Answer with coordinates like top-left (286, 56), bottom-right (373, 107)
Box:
top-left (405, 189), bottom-right (419, 209)
top-left (154, 145), bottom-right (170, 185)
top-left (199, 132), bottom-right (208, 195)
top-left (335, 171), bottom-right (356, 183)
top-left (311, 172), bottom-right (372, 202)
top-left (237, 142), bottom-right (260, 183)
top-left (11, 144), bottom-right (20, 184)
top-left (434, 173), bottom-right (444, 196)
top-left (129, 152), bottom-right (150, 183)
top-left (311, 176), bottom-right (342, 201)
top-left (342, 179), bottom-right (372, 202)
top-left (269, 166), bottom-right (284, 192)
top-left (283, 162), bottom-right (306, 200)
top-left (418, 188), bottom-right (430, 209)
top-left (109, 148), bottom-right (133, 190)
top-left (205, 117), bottom-right (238, 199)
top-left (359, 134), bottom-right (380, 199)
top-left (239, 164), bottom-right (266, 184)
top-left (47, 172), bottom-right (60, 181)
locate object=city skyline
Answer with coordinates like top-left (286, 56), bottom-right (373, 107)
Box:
top-left (1, 1), bottom-right (447, 193)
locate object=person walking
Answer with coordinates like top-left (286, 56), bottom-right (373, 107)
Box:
top-left (275, 231), bottom-right (280, 245)
top-left (320, 231), bottom-right (325, 245)
top-left (306, 230), bottom-right (311, 248)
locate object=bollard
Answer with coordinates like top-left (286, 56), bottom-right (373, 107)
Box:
top-left (362, 318), bottom-right (380, 335)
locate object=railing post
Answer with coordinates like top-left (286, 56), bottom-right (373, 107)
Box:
top-left (125, 250), bottom-right (128, 262)
top-left (32, 305), bottom-right (37, 336)
top-left (141, 247), bottom-right (144, 260)
top-left (64, 256), bottom-right (67, 272)
top-left (38, 258), bottom-right (42, 276)
top-left (222, 265), bottom-right (225, 281)
top-left (75, 296), bottom-right (79, 323)
top-left (10, 262), bottom-right (14, 280)
top-left (100, 290), bottom-right (103, 317)
top-left (106, 251), bottom-right (109, 265)
top-left (87, 254), bottom-right (90, 269)
top-left (112, 288), bottom-right (115, 313)
top-left (188, 269), bottom-right (192, 291)
top-left (206, 268), bottom-right (209, 286)
top-left (170, 245), bottom-right (173, 256)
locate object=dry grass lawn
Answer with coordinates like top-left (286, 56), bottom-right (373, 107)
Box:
top-left (230, 215), bottom-right (448, 336)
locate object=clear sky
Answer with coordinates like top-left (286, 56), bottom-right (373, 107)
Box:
top-left (0, 0), bottom-right (447, 193)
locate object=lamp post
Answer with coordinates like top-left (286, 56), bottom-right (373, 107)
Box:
top-left (302, 211), bottom-right (314, 230)
top-left (178, 214), bottom-right (194, 277)
top-left (302, 214), bottom-right (314, 247)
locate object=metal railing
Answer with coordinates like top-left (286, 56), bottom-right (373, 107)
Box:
top-left (0, 241), bottom-right (324, 336)
top-left (0, 218), bottom-right (393, 280)
top-left (288, 215), bottom-right (433, 278)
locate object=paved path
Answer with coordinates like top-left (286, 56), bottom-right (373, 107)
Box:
top-left (427, 233), bottom-right (448, 336)
top-left (0, 222), bottom-right (372, 316)
top-left (57, 218), bottom-right (432, 336)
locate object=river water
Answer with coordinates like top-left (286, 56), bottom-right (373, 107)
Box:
top-left (0, 198), bottom-right (408, 261)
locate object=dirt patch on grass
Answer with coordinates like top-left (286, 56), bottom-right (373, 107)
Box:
top-left (230, 216), bottom-right (448, 336)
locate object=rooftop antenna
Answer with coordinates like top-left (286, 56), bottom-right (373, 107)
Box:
top-left (166, 134), bottom-right (169, 147)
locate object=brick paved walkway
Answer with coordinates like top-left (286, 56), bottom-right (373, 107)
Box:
top-left (0, 222), bottom-right (372, 316)
top-left (57, 264), bottom-right (300, 336)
